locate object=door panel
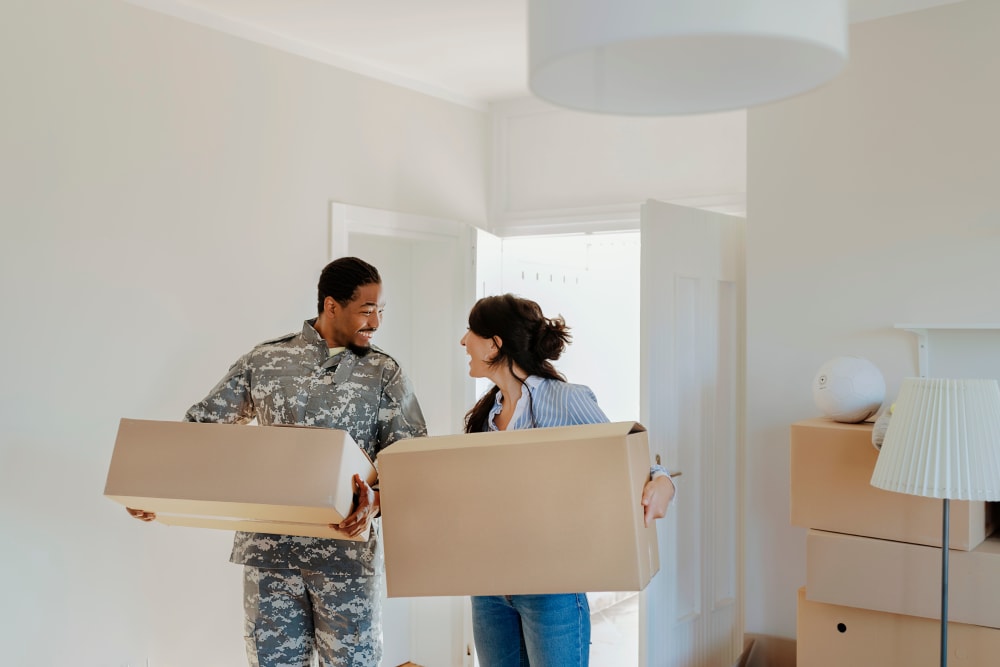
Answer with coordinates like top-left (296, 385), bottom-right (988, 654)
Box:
top-left (640, 200), bottom-right (745, 667)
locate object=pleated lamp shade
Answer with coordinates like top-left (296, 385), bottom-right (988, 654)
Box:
top-left (527, 0), bottom-right (849, 116)
top-left (871, 378), bottom-right (1000, 501)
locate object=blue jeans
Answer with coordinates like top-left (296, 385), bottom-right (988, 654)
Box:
top-left (471, 594), bottom-right (590, 667)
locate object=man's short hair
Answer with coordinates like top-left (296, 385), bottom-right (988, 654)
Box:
top-left (317, 257), bottom-right (381, 313)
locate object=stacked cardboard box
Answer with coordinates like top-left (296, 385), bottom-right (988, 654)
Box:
top-left (790, 418), bottom-right (998, 665)
top-left (796, 587), bottom-right (1000, 666)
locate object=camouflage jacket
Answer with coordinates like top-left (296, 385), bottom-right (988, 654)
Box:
top-left (184, 319), bottom-right (427, 573)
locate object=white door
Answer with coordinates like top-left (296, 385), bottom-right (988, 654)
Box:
top-left (330, 202), bottom-right (477, 667)
top-left (640, 200), bottom-right (745, 667)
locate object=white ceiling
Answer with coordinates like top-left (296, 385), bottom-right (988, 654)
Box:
top-left (128, 0), bottom-right (964, 110)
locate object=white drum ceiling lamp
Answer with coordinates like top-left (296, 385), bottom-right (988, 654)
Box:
top-left (528, 0), bottom-right (849, 116)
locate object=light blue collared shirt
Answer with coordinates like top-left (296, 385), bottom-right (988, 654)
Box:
top-left (487, 375), bottom-right (609, 431)
top-left (486, 375), bottom-right (670, 479)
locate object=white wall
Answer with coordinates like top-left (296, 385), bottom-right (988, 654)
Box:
top-left (0, 1), bottom-right (487, 665)
top-left (746, 0), bottom-right (1000, 638)
top-left (489, 97), bottom-right (746, 233)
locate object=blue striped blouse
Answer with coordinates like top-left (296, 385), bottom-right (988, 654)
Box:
top-left (485, 375), bottom-right (670, 478)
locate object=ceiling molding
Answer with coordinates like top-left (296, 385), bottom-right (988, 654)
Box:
top-left (125, 0), bottom-right (489, 111)
top-left (126, 0), bottom-right (965, 111)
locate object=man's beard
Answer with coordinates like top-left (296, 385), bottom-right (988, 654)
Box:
top-left (348, 342), bottom-right (372, 357)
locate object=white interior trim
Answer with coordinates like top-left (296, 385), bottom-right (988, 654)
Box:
top-left (125, 0), bottom-right (489, 111)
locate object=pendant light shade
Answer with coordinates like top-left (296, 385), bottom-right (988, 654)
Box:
top-left (528, 0), bottom-right (849, 116)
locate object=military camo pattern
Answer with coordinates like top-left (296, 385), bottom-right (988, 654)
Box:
top-left (184, 318), bottom-right (428, 572)
top-left (244, 563), bottom-right (383, 667)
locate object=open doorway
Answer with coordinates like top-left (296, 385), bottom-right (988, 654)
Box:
top-left (331, 202), bottom-right (647, 666)
top-left (495, 231), bottom-right (640, 423)
top-left (493, 231), bottom-right (642, 666)
top-left (335, 202), bottom-right (744, 666)
top-left (478, 203), bottom-right (747, 667)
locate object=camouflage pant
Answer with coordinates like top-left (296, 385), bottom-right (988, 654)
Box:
top-left (243, 566), bottom-right (382, 667)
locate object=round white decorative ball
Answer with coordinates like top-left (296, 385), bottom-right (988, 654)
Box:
top-left (812, 356), bottom-right (886, 423)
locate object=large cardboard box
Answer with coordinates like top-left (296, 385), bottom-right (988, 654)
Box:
top-left (797, 587), bottom-right (1000, 667)
top-left (378, 421), bottom-right (659, 597)
top-left (104, 418), bottom-right (377, 540)
top-left (790, 418), bottom-right (991, 550)
top-left (806, 528), bottom-right (1000, 629)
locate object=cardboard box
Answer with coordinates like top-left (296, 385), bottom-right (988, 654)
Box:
top-left (797, 587), bottom-right (1000, 667)
top-left (104, 418), bottom-right (376, 540)
top-left (790, 418), bottom-right (991, 550)
top-left (734, 634), bottom-right (796, 667)
top-left (378, 421), bottom-right (659, 597)
top-left (806, 528), bottom-right (1000, 629)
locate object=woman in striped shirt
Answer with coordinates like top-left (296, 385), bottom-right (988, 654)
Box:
top-left (460, 293), bottom-right (676, 667)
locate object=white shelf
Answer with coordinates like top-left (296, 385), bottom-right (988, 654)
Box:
top-left (895, 324), bottom-right (1000, 330)
top-left (895, 324), bottom-right (1000, 377)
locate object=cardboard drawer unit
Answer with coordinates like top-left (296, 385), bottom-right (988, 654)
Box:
top-left (790, 418), bottom-right (991, 550)
top-left (104, 418), bottom-right (376, 540)
top-left (797, 587), bottom-right (1000, 667)
top-left (806, 528), bottom-right (1000, 629)
top-left (378, 421), bottom-right (659, 597)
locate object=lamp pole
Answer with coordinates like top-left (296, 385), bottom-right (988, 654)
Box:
top-left (940, 498), bottom-right (949, 667)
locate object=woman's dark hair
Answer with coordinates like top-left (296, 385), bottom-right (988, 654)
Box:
top-left (317, 256), bottom-right (381, 313)
top-left (463, 294), bottom-right (572, 433)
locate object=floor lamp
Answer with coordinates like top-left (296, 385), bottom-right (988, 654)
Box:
top-left (870, 377), bottom-right (1000, 667)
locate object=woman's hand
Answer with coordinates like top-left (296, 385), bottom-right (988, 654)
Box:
top-left (125, 507), bottom-right (156, 522)
top-left (334, 474), bottom-right (380, 538)
top-left (641, 474), bottom-right (676, 527)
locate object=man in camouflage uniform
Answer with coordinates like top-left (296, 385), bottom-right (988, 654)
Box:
top-left (128, 256), bottom-right (427, 666)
